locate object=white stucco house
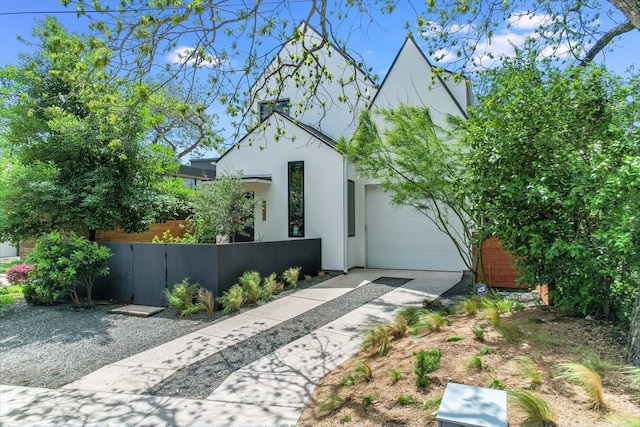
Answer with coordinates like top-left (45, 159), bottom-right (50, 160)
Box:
top-left (215, 24), bottom-right (471, 273)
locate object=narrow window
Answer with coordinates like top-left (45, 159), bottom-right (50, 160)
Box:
top-left (259, 99), bottom-right (290, 122)
top-left (288, 161), bottom-right (304, 237)
top-left (347, 180), bottom-right (355, 237)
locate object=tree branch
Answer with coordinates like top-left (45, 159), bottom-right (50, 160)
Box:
top-left (579, 21), bottom-right (635, 66)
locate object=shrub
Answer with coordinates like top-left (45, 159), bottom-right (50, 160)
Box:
top-left (197, 288), bottom-right (215, 317)
top-left (554, 361), bottom-right (604, 409)
top-left (6, 264), bottom-right (33, 285)
top-left (282, 266), bottom-right (301, 289)
top-left (217, 284), bottom-right (244, 314)
top-left (26, 231), bottom-right (111, 306)
top-left (361, 324), bottom-right (390, 356)
top-left (414, 349), bottom-right (441, 388)
top-left (238, 270), bottom-right (261, 304)
top-left (508, 389), bottom-right (557, 427)
top-left (261, 272), bottom-right (277, 300)
top-left (164, 279), bottom-right (205, 316)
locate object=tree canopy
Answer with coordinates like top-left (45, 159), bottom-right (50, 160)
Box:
top-left (0, 17), bottom-right (188, 242)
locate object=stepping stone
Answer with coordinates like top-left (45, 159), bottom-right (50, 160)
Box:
top-left (109, 304), bottom-right (165, 317)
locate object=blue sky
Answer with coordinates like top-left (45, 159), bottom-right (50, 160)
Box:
top-left (1, 1), bottom-right (638, 158)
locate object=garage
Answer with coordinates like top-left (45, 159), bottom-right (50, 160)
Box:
top-left (365, 185), bottom-right (466, 271)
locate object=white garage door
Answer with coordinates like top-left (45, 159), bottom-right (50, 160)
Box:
top-left (365, 185), bottom-right (465, 271)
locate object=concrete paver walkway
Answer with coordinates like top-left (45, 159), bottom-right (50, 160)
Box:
top-left (0, 269), bottom-right (461, 427)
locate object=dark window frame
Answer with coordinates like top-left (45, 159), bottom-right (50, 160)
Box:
top-left (259, 99), bottom-right (290, 122)
top-left (347, 180), bottom-right (356, 237)
top-left (288, 161), bottom-right (304, 238)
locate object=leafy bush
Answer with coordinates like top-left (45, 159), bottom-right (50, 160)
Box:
top-left (282, 266), bottom-right (301, 289)
top-left (238, 270), bottom-right (261, 304)
top-left (6, 264), bottom-right (33, 285)
top-left (163, 279), bottom-right (205, 316)
top-left (261, 272), bottom-right (277, 300)
top-left (217, 283), bottom-right (244, 314)
top-left (26, 231), bottom-right (111, 306)
top-left (413, 349), bottom-right (441, 388)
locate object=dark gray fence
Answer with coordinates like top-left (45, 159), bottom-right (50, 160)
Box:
top-left (93, 239), bottom-right (321, 306)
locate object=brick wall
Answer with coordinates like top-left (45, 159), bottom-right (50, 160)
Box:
top-left (477, 236), bottom-right (519, 288)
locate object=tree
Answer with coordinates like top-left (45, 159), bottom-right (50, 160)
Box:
top-left (181, 173), bottom-right (259, 244)
top-left (338, 106), bottom-right (479, 276)
top-left (0, 17), bottom-right (188, 242)
top-left (57, 0), bottom-right (637, 134)
top-left (460, 56), bottom-right (640, 364)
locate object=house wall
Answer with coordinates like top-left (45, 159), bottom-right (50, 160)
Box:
top-left (249, 25), bottom-right (376, 141)
top-left (217, 115), bottom-right (346, 271)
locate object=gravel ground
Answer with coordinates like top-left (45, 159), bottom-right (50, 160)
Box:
top-left (0, 274), bottom-right (412, 391)
top-left (147, 277), bottom-right (411, 399)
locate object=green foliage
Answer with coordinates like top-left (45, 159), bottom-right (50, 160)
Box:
top-left (397, 394), bottom-right (419, 406)
top-left (462, 58), bottom-right (640, 325)
top-left (361, 324), bottom-right (390, 356)
top-left (25, 231), bottom-right (111, 306)
top-left (361, 394), bottom-right (376, 410)
top-left (411, 312), bottom-right (448, 335)
top-left (395, 306), bottom-right (422, 325)
top-left (554, 361), bottom-right (605, 409)
top-left (465, 355), bottom-right (483, 371)
top-left (0, 259), bottom-right (22, 274)
top-left (481, 292), bottom-right (513, 314)
top-left (621, 365), bottom-right (640, 387)
top-left (338, 414), bottom-right (352, 424)
top-left (477, 346), bottom-right (492, 356)
top-left (387, 368), bottom-right (402, 384)
top-left (578, 349), bottom-right (616, 374)
top-left (0, 18), bottom-right (186, 242)
top-left (353, 361), bottom-right (373, 382)
top-left (507, 389), bottom-right (558, 427)
top-left (457, 296), bottom-right (481, 315)
top-left (387, 316), bottom-right (408, 339)
top-left (238, 270), bottom-right (261, 304)
top-left (181, 174), bottom-right (259, 244)
top-left (471, 325), bottom-right (485, 341)
top-left (260, 272), bottom-right (277, 300)
top-left (423, 396), bottom-right (442, 410)
top-left (282, 266), bottom-right (301, 289)
top-left (0, 285), bottom-right (24, 314)
top-left (317, 393), bottom-right (345, 416)
top-left (339, 375), bottom-right (356, 387)
top-left (445, 336), bottom-right (464, 342)
top-left (413, 349), bottom-right (441, 388)
top-left (487, 378), bottom-right (505, 390)
top-left (515, 355), bottom-right (542, 386)
top-left (217, 283), bottom-right (244, 314)
top-left (339, 106), bottom-right (478, 274)
top-left (163, 279), bottom-right (205, 316)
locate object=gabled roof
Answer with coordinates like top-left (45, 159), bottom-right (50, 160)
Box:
top-left (217, 110), bottom-right (337, 162)
top-left (369, 35), bottom-right (470, 119)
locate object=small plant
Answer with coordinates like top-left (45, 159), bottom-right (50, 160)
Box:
top-left (411, 312), bottom-right (448, 335)
top-left (397, 394), bottom-right (419, 406)
top-left (515, 355), bottom-right (542, 387)
top-left (361, 394), bottom-right (376, 410)
top-left (317, 270), bottom-right (326, 278)
top-left (282, 266), bottom-right (301, 289)
top-left (477, 346), bottom-right (492, 356)
top-left (414, 349), bottom-right (441, 388)
top-left (508, 389), bottom-right (557, 427)
top-left (422, 298), bottom-right (446, 312)
top-left (164, 279), bottom-right (205, 316)
top-left (387, 368), bottom-right (402, 384)
top-left (466, 355), bottom-right (483, 371)
top-left (395, 306), bottom-right (422, 325)
top-left (579, 349), bottom-right (616, 374)
top-left (446, 336), bottom-right (464, 342)
top-left (238, 270), bottom-right (261, 304)
top-left (275, 281), bottom-right (285, 294)
top-left (387, 316), bottom-right (408, 338)
top-left (197, 288), bottom-right (215, 317)
top-left (317, 393), bottom-right (345, 415)
top-left (361, 324), bottom-right (390, 356)
top-left (493, 317), bottom-right (521, 342)
top-left (423, 396), bottom-right (442, 410)
top-left (482, 291), bottom-right (513, 313)
top-left (622, 365), bottom-right (640, 387)
top-left (6, 263), bottom-right (33, 285)
top-left (487, 378), bottom-right (505, 390)
top-left (353, 361), bottom-right (373, 382)
top-left (471, 324), bottom-right (485, 341)
top-left (339, 375), bottom-right (356, 387)
top-left (457, 295), bottom-right (481, 315)
top-left (554, 361), bottom-right (604, 409)
top-left (217, 283), bottom-right (245, 314)
top-left (338, 414), bottom-right (352, 424)
top-left (260, 273), bottom-right (277, 301)
top-left (304, 274), bottom-right (312, 282)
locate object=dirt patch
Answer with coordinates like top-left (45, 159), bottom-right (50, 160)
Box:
top-left (298, 305), bottom-right (639, 427)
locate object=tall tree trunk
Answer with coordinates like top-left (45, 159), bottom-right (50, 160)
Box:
top-left (628, 285), bottom-right (640, 366)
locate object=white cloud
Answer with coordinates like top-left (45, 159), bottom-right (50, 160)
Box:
top-left (166, 46), bottom-right (221, 68)
top-left (507, 11), bottom-right (554, 30)
top-left (433, 48), bottom-right (457, 63)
